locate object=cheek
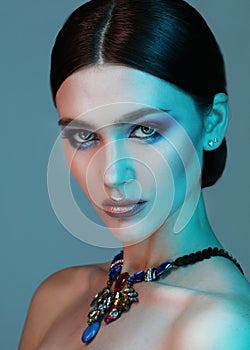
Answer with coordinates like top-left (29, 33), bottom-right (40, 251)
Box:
top-left (166, 119), bottom-right (203, 176)
top-left (63, 143), bottom-right (90, 193)
top-left (63, 144), bottom-right (114, 206)
top-left (155, 130), bottom-right (203, 199)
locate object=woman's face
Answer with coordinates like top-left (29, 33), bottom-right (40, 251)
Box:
top-left (56, 64), bottom-right (204, 244)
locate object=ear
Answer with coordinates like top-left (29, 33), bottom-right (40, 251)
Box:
top-left (203, 93), bottom-right (228, 151)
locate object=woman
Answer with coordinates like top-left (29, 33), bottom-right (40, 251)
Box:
top-left (19, 0), bottom-right (250, 349)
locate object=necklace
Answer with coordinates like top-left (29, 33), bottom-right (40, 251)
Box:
top-left (81, 247), bottom-right (243, 343)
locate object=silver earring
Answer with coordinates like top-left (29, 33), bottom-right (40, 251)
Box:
top-left (208, 137), bottom-right (218, 148)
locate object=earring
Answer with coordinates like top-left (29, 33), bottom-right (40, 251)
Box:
top-left (208, 137), bottom-right (219, 148)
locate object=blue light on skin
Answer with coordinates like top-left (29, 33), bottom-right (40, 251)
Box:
top-left (55, 64), bottom-right (228, 271)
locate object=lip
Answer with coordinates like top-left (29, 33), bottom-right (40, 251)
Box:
top-left (102, 200), bottom-right (147, 218)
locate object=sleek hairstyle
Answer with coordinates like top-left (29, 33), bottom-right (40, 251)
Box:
top-left (50, 0), bottom-right (227, 188)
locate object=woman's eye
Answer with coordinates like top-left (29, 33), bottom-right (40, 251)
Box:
top-left (130, 125), bottom-right (159, 140)
top-left (61, 128), bottom-right (98, 149)
top-left (73, 130), bottom-right (95, 143)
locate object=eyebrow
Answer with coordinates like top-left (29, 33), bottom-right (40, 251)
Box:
top-left (58, 107), bottom-right (170, 129)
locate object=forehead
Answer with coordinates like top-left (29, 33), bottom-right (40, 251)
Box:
top-left (55, 64), bottom-right (198, 125)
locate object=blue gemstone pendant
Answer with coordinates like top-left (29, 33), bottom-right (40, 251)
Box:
top-left (81, 321), bottom-right (101, 343)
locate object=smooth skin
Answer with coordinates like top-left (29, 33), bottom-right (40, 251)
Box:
top-left (19, 65), bottom-right (250, 350)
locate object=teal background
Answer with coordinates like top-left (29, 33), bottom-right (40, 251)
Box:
top-left (1, 1), bottom-right (249, 348)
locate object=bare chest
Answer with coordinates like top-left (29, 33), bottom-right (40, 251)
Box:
top-left (37, 284), bottom-right (192, 350)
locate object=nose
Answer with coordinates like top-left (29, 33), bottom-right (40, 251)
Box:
top-left (103, 140), bottom-right (136, 190)
top-left (104, 159), bottom-right (135, 188)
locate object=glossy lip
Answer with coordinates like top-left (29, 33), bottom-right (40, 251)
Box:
top-left (102, 200), bottom-right (147, 218)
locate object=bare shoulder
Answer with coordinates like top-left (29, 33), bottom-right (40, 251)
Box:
top-left (18, 262), bottom-right (109, 350)
top-left (173, 291), bottom-right (250, 350)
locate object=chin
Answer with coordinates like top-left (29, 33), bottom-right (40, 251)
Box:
top-left (102, 216), bottom-right (165, 246)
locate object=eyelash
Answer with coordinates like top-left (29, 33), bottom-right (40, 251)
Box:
top-left (61, 124), bottom-right (162, 150)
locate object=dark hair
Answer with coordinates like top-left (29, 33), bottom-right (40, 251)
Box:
top-left (50, 0), bottom-right (227, 188)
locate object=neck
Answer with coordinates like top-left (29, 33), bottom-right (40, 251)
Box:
top-left (121, 193), bottom-right (222, 274)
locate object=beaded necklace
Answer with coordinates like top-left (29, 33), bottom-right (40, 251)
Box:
top-left (81, 247), bottom-right (243, 343)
